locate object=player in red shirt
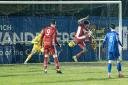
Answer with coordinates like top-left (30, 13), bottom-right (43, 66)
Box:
top-left (40, 20), bottom-right (62, 73)
top-left (69, 20), bottom-right (92, 62)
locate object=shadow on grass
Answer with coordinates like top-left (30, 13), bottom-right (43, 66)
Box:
top-left (0, 74), bottom-right (21, 77)
top-left (0, 70), bottom-right (41, 77)
top-left (86, 76), bottom-right (128, 81)
top-left (26, 75), bottom-right (128, 84)
top-left (26, 77), bottom-right (114, 84)
top-left (26, 69), bottom-right (42, 72)
top-left (83, 71), bottom-right (105, 74)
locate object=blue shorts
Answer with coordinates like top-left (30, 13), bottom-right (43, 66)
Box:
top-left (108, 51), bottom-right (120, 60)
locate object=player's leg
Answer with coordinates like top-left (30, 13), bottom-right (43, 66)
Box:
top-left (107, 52), bottom-right (113, 78)
top-left (72, 42), bottom-right (86, 62)
top-left (107, 60), bottom-right (112, 78)
top-left (53, 54), bottom-right (62, 73)
top-left (43, 54), bottom-right (49, 73)
top-left (51, 47), bottom-right (62, 73)
top-left (24, 53), bottom-right (33, 64)
top-left (73, 50), bottom-right (86, 62)
top-left (24, 47), bottom-right (36, 64)
top-left (41, 47), bottom-right (51, 64)
top-left (116, 56), bottom-right (124, 78)
top-left (67, 41), bottom-right (79, 62)
top-left (43, 46), bottom-right (50, 73)
top-left (24, 44), bottom-right (40, 64)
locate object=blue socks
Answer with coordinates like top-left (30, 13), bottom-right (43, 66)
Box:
top-left (108, 62), bottom-right (122, 73)
top-left (108, 63), bottom-right (112, 73)
top-left (117, 63), bottom-right (122, 72)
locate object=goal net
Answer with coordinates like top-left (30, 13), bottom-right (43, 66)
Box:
top-left (0, 1), bottom-right (122, 64)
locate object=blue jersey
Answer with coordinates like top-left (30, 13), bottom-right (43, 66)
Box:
top-left (103, 31), bottom-right (122, 53)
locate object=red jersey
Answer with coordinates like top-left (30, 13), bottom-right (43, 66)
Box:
top-left (43, 26), bottom-right (57, 46)
top-left (75, 24), bottom-right (91, 44)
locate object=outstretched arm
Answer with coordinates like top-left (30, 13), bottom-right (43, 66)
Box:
top-left (40, 29), bottom-right (44, 48)
top-left (116, 34), bottom-right (123, 47)
top-left (78, 15), bottom-right (89, 24)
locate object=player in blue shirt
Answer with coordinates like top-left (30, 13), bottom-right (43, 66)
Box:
top-left (102, 24), bottom-right (123, 78)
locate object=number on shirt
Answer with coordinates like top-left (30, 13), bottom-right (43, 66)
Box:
top-left (46, 29), bottom-right (50, 35)
top-left (109, 36), bottom-right (113, 42)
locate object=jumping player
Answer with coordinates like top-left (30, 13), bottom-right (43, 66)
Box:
top-left (102, 24), bottom-right (124, 78)
top-left (68, 20), bottom-right (92, 62)
top-left (40, 20), bottom-right (62, 73)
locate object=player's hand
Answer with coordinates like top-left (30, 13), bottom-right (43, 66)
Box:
top-left (88, 30), bottom-right (92, 37)
top-left (57, 44), bottom-right (61, 48)
top-left (59, 44), bottom-right (62, 48)
top-left (85, 32), bottom-right (91, 38)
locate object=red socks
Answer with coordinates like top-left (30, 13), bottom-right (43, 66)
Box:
top-left (44, 57), bottom-right (48, 70)
top-left (54, 57), bottom-right (60, 70)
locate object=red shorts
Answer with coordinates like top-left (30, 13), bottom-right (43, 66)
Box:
top-left (44, 45), bottom-right (55, 55)
top-left (74, 38), bottom-right (85, 49)
top-left (77, 42), bottom-right (85, 49)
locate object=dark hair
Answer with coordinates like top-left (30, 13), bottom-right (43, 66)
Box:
top-left (110, 24), bottom-right (115, 29)
top-left (50, 20), bottom-right (56, 25)
top-left (84, 20), bottom-right (90, 25)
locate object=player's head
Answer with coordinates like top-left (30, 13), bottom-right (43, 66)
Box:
top-left (83, 20), bottom-right (90, 29)
top-left (110, 24), bottom-right (116, 29)
top-left (50, 20), bottom-right (56, 27)
top-left (84, 20), bottom-right (90, 25)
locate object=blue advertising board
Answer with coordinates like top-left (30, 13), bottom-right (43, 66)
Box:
top-left (0, 16), bottom-right (128, 63)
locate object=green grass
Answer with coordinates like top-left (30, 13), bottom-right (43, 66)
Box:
top-left (0, 62), bottom-right (128, 85)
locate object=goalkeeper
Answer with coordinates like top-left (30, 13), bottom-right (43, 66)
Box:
top-left (24, 34), bottom-right (50, 64)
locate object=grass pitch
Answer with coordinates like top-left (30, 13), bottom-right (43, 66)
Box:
top-left (0, 62), bottom-right (128, 85)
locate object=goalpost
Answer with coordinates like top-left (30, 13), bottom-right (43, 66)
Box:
top-left (0, 1), bottom-right (122, 62)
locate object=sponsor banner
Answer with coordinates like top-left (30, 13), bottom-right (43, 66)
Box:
top-left (0, 16), bottom-right (128, 63)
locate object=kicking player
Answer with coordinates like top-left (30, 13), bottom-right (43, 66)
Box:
top-left (24, 34), bottom-right (44, 64)
top-left (102, 24), bottom-right (123, 78)
top-left (40, 20), bottom-right (62, 73)
top-left (69, 20), bottom-right (92, 62)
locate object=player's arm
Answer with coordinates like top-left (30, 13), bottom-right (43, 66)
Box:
top-left (40, 29), bottom-right (44, 48)
top-left (76, 26), bottom-right (86, 40)
top-left (78, 16), bottom-right (89, 24)
top-left (118, 39), bottom-right (123, 47)
top-left (53, 30), bottom-right (61, 47)
top-left (102, 34), bottom-right (107, 48)
top-left (116, 34), bottom-right (123, 47)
